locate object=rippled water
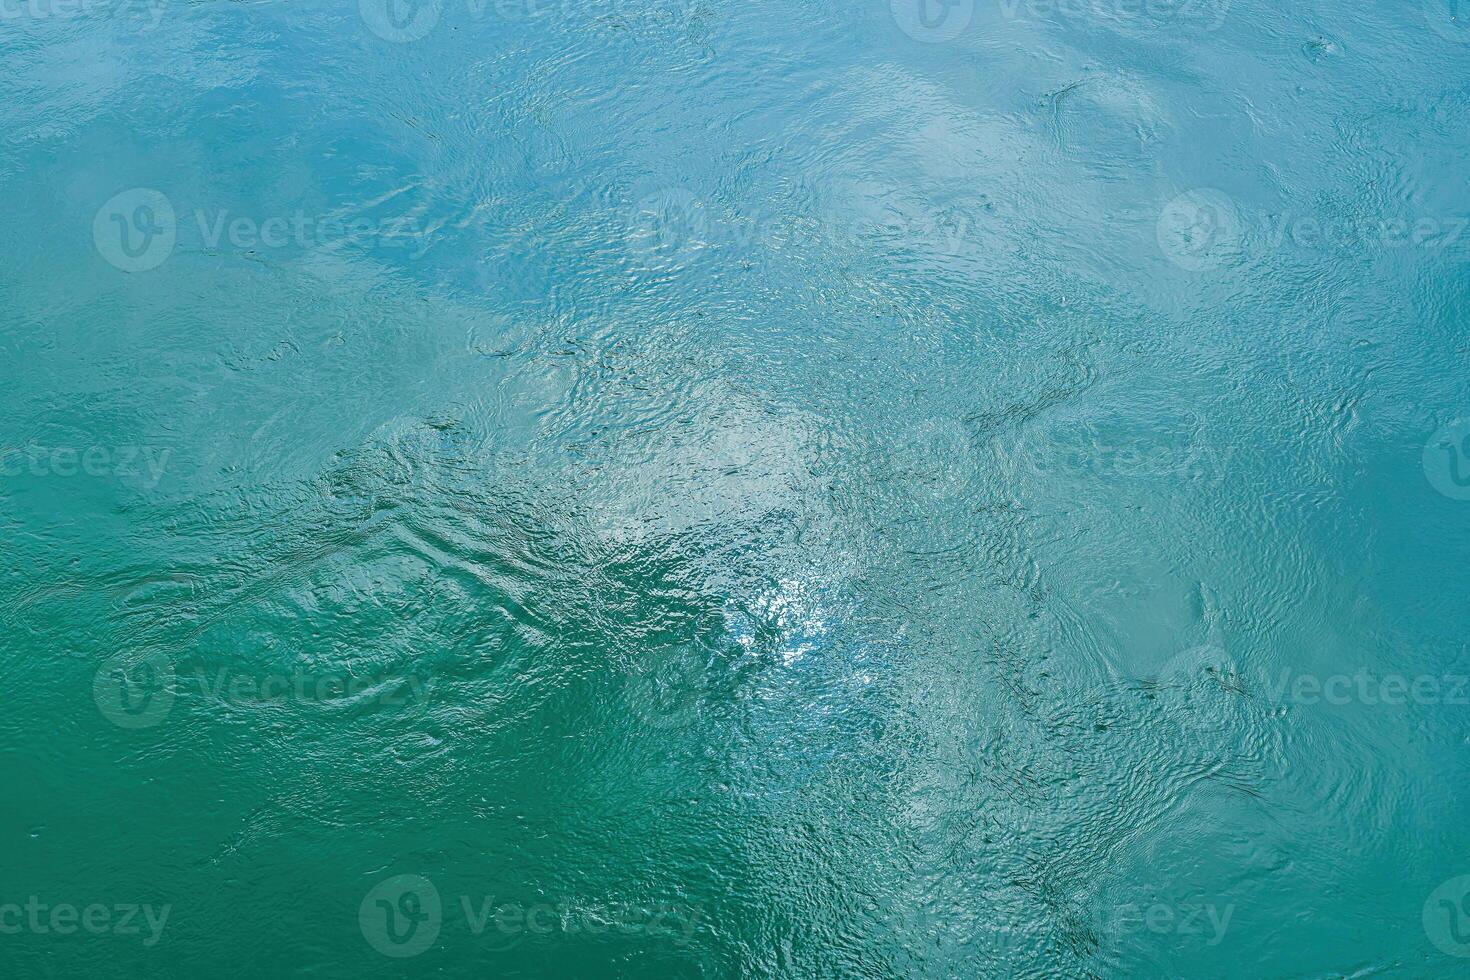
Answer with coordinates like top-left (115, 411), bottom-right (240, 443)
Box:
top-left (3, 0), bottom-right (1470, 976)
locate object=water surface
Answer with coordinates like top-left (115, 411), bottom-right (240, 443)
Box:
top-left (3, 0), bottom-right (1470, 975)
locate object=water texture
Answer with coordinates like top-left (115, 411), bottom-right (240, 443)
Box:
top-left (2, 0), bottom-right (1470, 976)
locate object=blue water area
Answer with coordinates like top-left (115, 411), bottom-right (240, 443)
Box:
top-left (2, 0), bottom-right (1470, 976)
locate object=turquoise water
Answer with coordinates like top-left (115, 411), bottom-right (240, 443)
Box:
top-left (3, 0), bottom-right (1470, 975)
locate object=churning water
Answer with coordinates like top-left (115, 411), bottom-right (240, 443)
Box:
top-left (3, 0), bottom-right (1470, 976)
